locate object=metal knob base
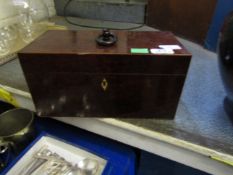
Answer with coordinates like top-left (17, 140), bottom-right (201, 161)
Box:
top-left (96, 29), bottom-right (117, 46)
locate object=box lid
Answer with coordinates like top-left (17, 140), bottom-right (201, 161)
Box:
top-left (19, 30), bottom-right (190, 55)
top-left (18, 30), bottom-right (192, 75)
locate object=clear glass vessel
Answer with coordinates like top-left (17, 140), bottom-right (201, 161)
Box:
top-left (13, 0), bottom-right (49, 43)
top-left (0, 25), bottom-right (18, 56)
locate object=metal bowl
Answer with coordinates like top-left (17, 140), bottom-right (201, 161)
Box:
top-left (0, 108), bottom-right (36, 169)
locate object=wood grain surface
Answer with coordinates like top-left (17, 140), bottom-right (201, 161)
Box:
top-left (19, 30), bottom-right (191, 118)
top-left (146, 0), bottom-right (217, 44)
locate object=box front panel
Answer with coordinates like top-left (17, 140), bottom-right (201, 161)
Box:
top-left (23, 72), bottom-right (185, 118)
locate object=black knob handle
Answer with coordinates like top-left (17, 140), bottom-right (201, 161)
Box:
top-left (102, 29), bottom-right (111, 41)
top-left (96, 29), bottom-right (117, 46)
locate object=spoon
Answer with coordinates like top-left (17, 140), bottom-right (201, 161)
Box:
top-left (77, 158), bottom-right (99, 175)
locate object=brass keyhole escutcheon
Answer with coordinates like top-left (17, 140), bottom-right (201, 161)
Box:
top-left (101, 78), bottom-right (108, 91)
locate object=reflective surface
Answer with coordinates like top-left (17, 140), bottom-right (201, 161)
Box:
top-left (0, 109), bottom-right (35, 155)
top-left (18, 30), bottom-right (191, 118)
top-left (0, 108), bottom-right (35, 170)
top-left (218, 12), bottom-right (233, 117)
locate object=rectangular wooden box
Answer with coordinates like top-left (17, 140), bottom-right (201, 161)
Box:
top-left (18, 30), bottom-right (192, 118)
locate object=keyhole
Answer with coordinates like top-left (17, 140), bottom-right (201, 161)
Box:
top-left (101, 78), bottom-right (108, 91)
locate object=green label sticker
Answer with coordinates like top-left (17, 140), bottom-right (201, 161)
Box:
top-left (131, 48), bottom-right (149, 54)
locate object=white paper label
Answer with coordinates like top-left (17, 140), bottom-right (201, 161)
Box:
top-left (159, 45), bottom-right (182, 50)
top-left (150, 48), bottom-right (174, 54)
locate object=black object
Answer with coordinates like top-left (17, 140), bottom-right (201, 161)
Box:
top-left (96, 29), bottom-right (117, 46)
top-left (218, 12), bottom-right (233, 117)
top-left (0, 101), bottom-right (14, 114)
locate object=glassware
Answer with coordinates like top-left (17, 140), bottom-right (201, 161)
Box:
top-left (28, 0), bottom-right (49, 23)
top-left (13, 0), bottom-right (49, 43)
top-left (3, 25), bottom-right (18, 47)
top-left (0, 25), bottom-right (18, 56)
top-left (13, 0), bottom-right (49, 22)
top-left (17, 12), bottom-right (38, 43)
top-left (0, 40), bottom-right (10, 56)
